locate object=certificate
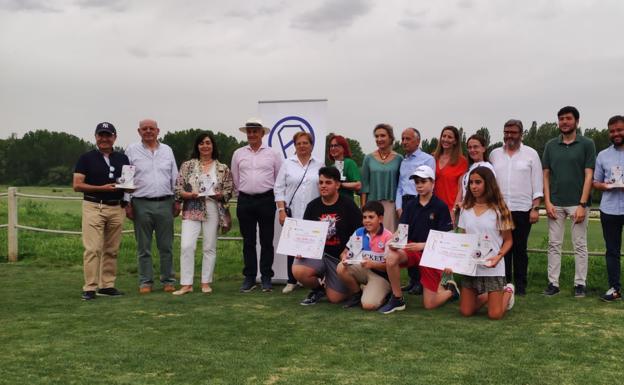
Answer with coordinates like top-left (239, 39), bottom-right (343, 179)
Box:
top-left (277, 218), bottom-right (329, 260)
top-left (420, 230), bottom-right (481, 276)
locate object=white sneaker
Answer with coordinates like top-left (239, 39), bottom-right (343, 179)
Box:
top-left (504, 283), bottom-right (515, 310)
top-left (282, 283), bottom-right (297, 294)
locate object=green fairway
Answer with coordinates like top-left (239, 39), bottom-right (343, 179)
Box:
top-left (0, 187), bottom-right (622, 384)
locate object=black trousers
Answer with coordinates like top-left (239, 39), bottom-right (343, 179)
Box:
top-left (600, 211), bottom-right (624, 290)
top-left (236, 191), bottom-right (276, 279)
top-left (402, 195), bottom-right (421, 285)
top-left (504, 210), bottom-right (532, 290)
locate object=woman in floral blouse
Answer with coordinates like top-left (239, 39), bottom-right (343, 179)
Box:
top-left (173, 132), bottom-right (233, 295)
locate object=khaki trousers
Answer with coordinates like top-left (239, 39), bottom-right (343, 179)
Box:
top-left (547, 205), bottom-right (589, 287)
top-left (82, 201), bottom-right (125, 291)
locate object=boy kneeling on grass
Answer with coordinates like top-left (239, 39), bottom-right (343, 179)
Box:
top-left (337, 201), bottom-right (394, 310)
top-left (378, 165), bottom-right (460, 314)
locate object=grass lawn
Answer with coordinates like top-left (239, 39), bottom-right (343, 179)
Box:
top-left (0, 187), bottom-right (623, 384)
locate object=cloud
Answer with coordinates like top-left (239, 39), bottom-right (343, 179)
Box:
top-left (0, 0), bottom-right (60, 12)
top-left (291, 0), bottom-right (372, 32)
top-left (432, 17), bottom-right (457, 30)
top-left (457, 0), bottom-right (474, 9)
top-left (127, 46), bottom-right (192, 59)
top-left (397, 19), bottom-right (423, 30)
top-left (75, 0), bottom-right (128, 12)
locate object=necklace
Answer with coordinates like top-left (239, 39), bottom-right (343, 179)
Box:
top-left (378, 149), bottom-right (391, 161)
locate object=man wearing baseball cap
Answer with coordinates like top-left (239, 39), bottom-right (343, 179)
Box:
top-left (379, 165), bottom-right (458, 314)
top-left (73, 122), bottom-right (130, 300)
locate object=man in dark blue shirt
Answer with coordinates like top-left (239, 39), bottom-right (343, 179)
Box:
top-left (73, 122), bottom-right (129, 300)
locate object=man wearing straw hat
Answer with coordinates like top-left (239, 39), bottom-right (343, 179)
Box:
top-left (73, 122), bottom-right (129, 300)
top-left (231, 118), bottom-right (283, 292)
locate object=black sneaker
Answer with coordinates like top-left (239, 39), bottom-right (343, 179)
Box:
top-left (239, 277), bottom-right (256, 293)
top-left (342, 291), bottom-right (362, 308)
top-left (401, 279), bottom-right (417, 292)
top-left (445, 280), bottom-right (460, 302)
top-left (543, 283), bottom-right (560, 296)
top-left (408, 283), bottom-right (423, 295)
top-left (261, 276), bottom-right (273, 292)
top-left (96, 288), bottom-right (124, 297)
top-left (378, 295), bottom-right (406, 314)
top-left (574, 284), bottom-right (586, 298)
top-left (81, 291), bottom-right (96, 301)
top-left (300, 289), bottom-right (326, 306)
top-left (600, 287), bottom-right (622, 302)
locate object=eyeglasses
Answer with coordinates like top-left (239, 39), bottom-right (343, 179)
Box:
top-left (108, 166), bottom-right (115, 179)
top-left (503, 130), bottom-right (521, 136)
top-left (329, 144), bottom-right (342, 148)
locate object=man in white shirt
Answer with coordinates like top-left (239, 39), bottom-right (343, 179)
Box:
top-left (125, 118), bottom-right (180, 294)
top-left (490, 119), bottom-right (543, 295)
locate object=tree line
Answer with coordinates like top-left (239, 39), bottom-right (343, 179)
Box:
top-left (0, 122), bottom-right (612, 186)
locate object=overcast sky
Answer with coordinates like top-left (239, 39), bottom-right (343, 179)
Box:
top-left (1, 0), bottom-right (623, 152)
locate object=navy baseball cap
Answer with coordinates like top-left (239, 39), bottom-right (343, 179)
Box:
top-left (95, 122), bottom-right (116, 135)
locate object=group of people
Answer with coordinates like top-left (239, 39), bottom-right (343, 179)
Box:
top-left (72, 106), bottom-right (624, 319)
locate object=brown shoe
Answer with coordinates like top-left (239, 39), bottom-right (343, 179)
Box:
top-left (139, 286), bottom-right (152, 294)
top-left (163, 284), bottom-right (176, 293)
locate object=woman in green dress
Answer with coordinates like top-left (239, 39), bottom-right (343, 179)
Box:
top-left (360, 123), bottom-right (403, 232)
top-left (327, 134), bottom-right (361, 202)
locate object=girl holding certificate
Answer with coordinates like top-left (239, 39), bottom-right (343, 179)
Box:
top-left (453, 167), bottom-right (515, 320)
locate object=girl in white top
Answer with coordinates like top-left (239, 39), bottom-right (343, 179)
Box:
top-left (451, 166), bottom-right (515, 320)
top-left (455, 134), bottom-right (496, 210)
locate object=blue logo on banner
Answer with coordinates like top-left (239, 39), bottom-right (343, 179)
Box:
top-left (268, 116), bottom-right (316, 158)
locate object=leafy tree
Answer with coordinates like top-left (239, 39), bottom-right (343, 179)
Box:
top-left (161, 129), bottom-right (245, 168)
top-left (421, 138), bottom-right (438, 154)
top-left (2, 130), bottom-right (92, 185)
top-left (522, 121), bottom-right (559, 159)
top-left (583, 127), bottom-right (610, 154)
top-left (474, 127), bottom-right (491, 146)
top-left (324, 133), bottom-right (365, 166)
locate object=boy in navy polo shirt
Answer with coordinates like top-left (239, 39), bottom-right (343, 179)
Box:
top-left (379, 165), bottom-right (459, 314)
top-left (337, 200), bottom-right (394, 310)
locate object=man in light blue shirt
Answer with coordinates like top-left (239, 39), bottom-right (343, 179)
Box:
top-left (125, 118), bottom-right (180, 294)
top-left (593, 115), bottom-right (624, 302)
top-left (394, 128), bottom-right (435, 295)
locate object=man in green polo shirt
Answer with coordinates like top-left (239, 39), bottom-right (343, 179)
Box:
top-left (542, 106), bottom-right (596, 297)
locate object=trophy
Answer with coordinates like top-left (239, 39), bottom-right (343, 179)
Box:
top-left (335, 160), bottom-right (346, 181)
top-left (472, 234), bottom-right (494, 266)
top-left (344, 235), bottom-right (363, 264)
top-left (115, 165), bottom-right (136, 189)
top-left (608, 165), bottom-right (624, 189)
top-left (198, 174), bottom-right (216, 197)
top-left (389, 224), bottom-right (409, 248)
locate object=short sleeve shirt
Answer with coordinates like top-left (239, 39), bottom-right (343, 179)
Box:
top-left (542, 134), bottom-right (596, 206)
top-left (303, 196), bottom-right (362, 260)
top-left (594, 145), bottom-right (624, 215)
top-left (458, 207), bottom-right (506, 277)
top-left (399, 195), bottom-right (453, 242)
top-left (74, 150), bottom-right (129, 201)
top-left (330, 157), bottom-right (361, 201)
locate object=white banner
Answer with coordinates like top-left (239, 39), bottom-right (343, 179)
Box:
top-left (256, 99), bottom-right (328, 283)
top-left (259, 99), bottom-right (327, 161)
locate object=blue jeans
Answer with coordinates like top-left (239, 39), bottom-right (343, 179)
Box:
top-left (600, 211), bottom-right (624, 290)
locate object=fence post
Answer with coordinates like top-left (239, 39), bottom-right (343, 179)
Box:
top-left (8, 187), bottom-right (18, 262)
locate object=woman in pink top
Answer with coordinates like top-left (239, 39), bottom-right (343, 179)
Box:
top-left (432, 125), bottom-right (468, 216)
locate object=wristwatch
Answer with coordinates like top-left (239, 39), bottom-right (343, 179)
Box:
top-left (579, 202), bottom-right (588, 208)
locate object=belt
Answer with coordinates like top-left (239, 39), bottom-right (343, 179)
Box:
top-left (238, 190), bottom-right (274, 199)
top-left (84, 196), bottom-right (123, 206)
top-left (133, 195), bottom-right (173, 202)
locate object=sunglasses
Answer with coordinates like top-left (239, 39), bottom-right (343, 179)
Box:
top-left (108, 166), bottom-right (115, 179)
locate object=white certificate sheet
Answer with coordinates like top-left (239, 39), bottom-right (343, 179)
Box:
top-left (420, 230), bottom-right (480, 276)
top-left (277, 218), bottom-right (329, 260)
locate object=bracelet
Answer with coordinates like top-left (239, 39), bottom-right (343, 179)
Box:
top-left (277, 208), bottom-right (285, 212)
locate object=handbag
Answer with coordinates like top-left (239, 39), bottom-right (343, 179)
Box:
top-left (284, 162), bottom-right (310, 217)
